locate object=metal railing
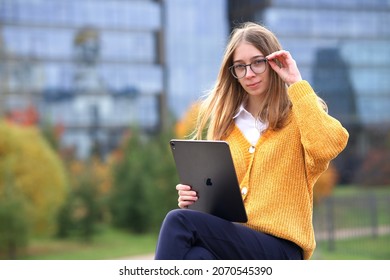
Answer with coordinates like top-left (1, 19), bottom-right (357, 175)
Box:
top-left (313, 193), bottom-right (390, 253)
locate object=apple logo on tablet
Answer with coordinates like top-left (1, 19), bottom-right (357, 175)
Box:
top-left (205, 178), bottom-right (213, 186)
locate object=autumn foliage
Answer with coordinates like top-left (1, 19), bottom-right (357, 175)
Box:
top-left (313, 162), bottom-right (338, 205)
top-left (0, 120), bottom-right (68, 236)
top-left (175, 102), bottom-right (200, 139)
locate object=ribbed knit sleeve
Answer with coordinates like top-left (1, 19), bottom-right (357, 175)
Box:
top-left (288, 81), bottom-right (349, 186)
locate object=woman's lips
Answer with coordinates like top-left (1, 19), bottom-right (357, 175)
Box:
top-left (247, 81), bottom-right (260, 88)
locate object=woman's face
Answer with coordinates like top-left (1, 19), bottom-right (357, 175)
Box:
top-left (232, 42), bottom-right (270, 99)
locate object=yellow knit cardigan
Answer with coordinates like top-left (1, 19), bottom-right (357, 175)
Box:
top-left (223, 81), bottom-right (349, 260)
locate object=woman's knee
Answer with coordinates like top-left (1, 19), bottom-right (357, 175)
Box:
top-left (160, 209), bottom-right (190, 231)
top-left (164, 208), bottom-right (203, 222)
top-left (163, 209), bottom-right (186, 223)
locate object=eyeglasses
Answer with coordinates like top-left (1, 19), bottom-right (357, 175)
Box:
top-left (229, 58), bottom-right (268, 79)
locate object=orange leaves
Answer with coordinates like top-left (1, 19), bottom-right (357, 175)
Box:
top-left (5, 105), bottom-right (39, 127)
top-left (175, 102), bottom-right (200, 139)
top-left (314, 162), bottom-right (339, 205)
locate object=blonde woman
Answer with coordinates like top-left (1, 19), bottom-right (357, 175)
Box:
top-left (155, 22), bottom-right (348, 260)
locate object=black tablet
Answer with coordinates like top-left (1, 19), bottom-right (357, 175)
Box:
top-left (169, 139), bottom-right (248, 223)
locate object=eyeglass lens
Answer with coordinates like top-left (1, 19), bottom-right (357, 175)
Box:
top-left (230, 59), bottom-right (267, 79)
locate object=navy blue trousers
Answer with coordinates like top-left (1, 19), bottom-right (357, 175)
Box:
top-left (154, 209), bottom-right (303, 260)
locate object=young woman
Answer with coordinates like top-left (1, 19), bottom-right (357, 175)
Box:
top-left (154, 22), bottom-right (349, 260)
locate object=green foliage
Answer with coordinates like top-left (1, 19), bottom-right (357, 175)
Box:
top-left (109, 128), bottom-right (178, 233)
top-left (56, 167), bottom-right (102, 241)
top-left (0, 159), bottom-right (30, 259)
top-left (40, 119), bottom-right (61, 151)
top-left (0, 121), bottom-right (68, 236)
top-left (147, 130), bottom-right (180, 230)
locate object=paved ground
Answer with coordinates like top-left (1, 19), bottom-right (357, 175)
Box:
top-left (315, 225), bottom-right (390, 241)
top-left (116, 253), bottom-right (154, 260)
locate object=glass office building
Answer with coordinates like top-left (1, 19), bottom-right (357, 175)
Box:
top-left (0, 0), bottom-right (163, 158)
top-left (165, 0), bottom-right (228, 118)
top-left (0, 0), bottom-right (228, 158)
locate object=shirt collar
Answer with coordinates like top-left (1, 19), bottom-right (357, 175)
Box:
top-left (233, 103), bottom-right (253, 120)
top-left (233, 104), bottom-right (245, 119)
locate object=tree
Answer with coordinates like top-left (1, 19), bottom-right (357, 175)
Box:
top-left (0, 121), bottom-right (68, 236)
top-left (109, 128), bottom-right (178, 233)
top-left (56, 165), bottom-right (101, 241)
top-left (0, 158), bottom-right (30, 259)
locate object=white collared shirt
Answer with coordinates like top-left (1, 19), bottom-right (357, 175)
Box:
top-left (233, 104), bottom-right (267, 146)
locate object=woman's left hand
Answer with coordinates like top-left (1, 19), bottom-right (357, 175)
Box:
top-left (267, 50), bottom-right (302, 86)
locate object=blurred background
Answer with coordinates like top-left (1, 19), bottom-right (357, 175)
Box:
top-left (0, 0), bottom-right (389, 260)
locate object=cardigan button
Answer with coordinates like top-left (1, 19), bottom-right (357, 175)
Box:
top-left (248, 146), bottom-right (255, 153)
top-left (241, 187), bottom-right (248, 196)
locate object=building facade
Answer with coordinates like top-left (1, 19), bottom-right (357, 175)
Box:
top-left (0, 0), bottom-right (228, 158)
top-left (0, 0), bottom-right (163, 158)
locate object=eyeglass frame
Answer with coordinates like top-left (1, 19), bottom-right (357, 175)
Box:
top-left (228, 58), bottom-right (268, 79)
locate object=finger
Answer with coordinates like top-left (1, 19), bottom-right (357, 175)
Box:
top-left (267, 50), bottom-right (290, 60)
top-left (178, 193), bottom-right (198, 202)
top-left (267, 51), bottom-right (293, 68)
top-left (178, 197), bottom-right (197, 208)
top-left (176, 184), bottom-right (191, 191)
top-left (267, 58), bottom-right (282, 71)
top-left (178, 190), bottom-right (197, 197)
top-left (267, 59), bottom-right (287, 78)
top-left (178, 201), bottom-right (193, 208)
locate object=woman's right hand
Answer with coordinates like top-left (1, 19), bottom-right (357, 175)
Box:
top-left (176, 184), bottom-right (198, 209)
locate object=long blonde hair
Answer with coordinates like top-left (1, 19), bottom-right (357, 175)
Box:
top-left (194, 22), bottom-right (291, 140)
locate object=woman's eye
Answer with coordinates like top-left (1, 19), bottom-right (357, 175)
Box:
top-left (234, 64), bottom-right (245, 70)
top-left (253, 59), bottom-right (263, 65)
